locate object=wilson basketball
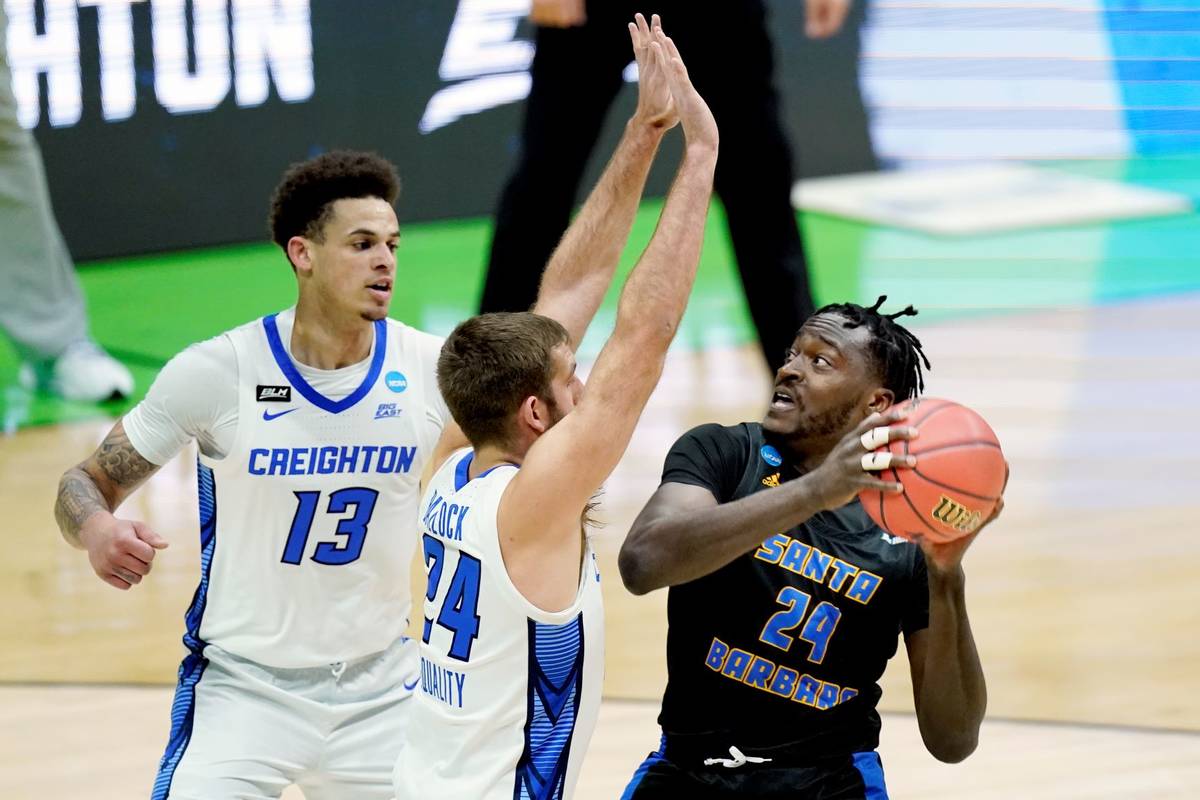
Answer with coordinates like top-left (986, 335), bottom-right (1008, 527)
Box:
top-left (859, 397), bottom-right (1006, 544)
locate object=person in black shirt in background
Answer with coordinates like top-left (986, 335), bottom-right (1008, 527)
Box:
top-left (618, 297), bottom-right (1006, 799)
top-left (483, 0), bottom-right (856, 367)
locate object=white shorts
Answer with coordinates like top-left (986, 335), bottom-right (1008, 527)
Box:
top-left (152, 637), bottom-right (418, 800)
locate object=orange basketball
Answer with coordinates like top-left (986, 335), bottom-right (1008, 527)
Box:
top-left (859, 397), bottom-right (1005, 544)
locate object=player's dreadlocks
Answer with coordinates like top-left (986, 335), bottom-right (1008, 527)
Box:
top-left (813, 295), bottom-right (931, 401)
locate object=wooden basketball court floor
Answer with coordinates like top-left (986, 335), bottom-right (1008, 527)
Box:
top-left (2, 293), bottom-right (1198, 798)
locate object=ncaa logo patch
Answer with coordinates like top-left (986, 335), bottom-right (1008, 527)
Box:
top-left (385, 371), bottom-right (408, 393)
top-left (760, 445), bottom-right (783, 467)
top-left (375, 402), bottom-right (401, 420)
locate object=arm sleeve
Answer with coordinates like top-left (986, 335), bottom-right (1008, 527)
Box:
top-left (902, 549), bottom-right (931, 634)
top-left (122, 336), bottom-right (238, 465)
top-left (660, 423), bottom-right (747, 503)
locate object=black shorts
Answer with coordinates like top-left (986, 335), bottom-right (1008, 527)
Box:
top-left (619, 740), bottom-right (890, 800)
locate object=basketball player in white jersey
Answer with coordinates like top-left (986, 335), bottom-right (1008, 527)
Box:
top-left (52, 37), bottom-right (684, 797)
top-left (393, 20), bottom-right (719, 800)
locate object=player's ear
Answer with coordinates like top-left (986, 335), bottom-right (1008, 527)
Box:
top-left (518, 395), bottom-right (550, 436)
top-left (867, 388), bottom-right (894, 414)
top-left (288, 236), bottom-right (313, 275)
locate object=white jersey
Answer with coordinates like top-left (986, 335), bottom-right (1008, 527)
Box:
top-left (172, 312), bottom-right (445, 668)
top-left (394, 449), bottom-right (605, 800)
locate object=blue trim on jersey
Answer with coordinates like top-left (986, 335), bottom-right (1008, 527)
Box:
top-left (514, 615), bottom-right (585, 800)
top-left (261, 314), bottom-right (387, 414)
top-left (619, 734), bottom-right (668, 800)
top-left (454, 451), bottom-right (473, 491)
top-left (151, 651), bottom-right (207, 800)
top-left (852, 751), bottom-right (889, 799)
top-left (182, 462), bottom-right (217, 653)
top-left (453, 451), bottom-right (517, 492)
top-left (152, 462), bottom-right (219, 799)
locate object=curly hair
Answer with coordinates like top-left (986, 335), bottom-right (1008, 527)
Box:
top-left (268, 150), bottom-right (400, 262)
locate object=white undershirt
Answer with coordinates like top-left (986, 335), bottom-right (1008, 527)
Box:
top-left (124, 308), bottom-right (386, 464)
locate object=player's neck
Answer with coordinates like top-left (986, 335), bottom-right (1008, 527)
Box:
top-left (471, 443), bottom-right (524, 477)
top-left (782, 436), bottom-right (838, 474)
top-left (290, 300), bottom-right (376, 370)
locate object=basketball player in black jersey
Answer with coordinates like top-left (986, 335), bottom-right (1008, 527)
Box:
top-left (617, 297), bottom-right (1006, 798)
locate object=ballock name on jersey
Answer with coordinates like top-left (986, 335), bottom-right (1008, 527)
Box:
top-left (247, 445), bottom-right (417, 476)
top-left (422, 490), bottom-right (470, 541)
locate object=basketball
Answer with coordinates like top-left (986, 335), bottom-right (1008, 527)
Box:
top-left (859, 397), bottom-right (1006, 544)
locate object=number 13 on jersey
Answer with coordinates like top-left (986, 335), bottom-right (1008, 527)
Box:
top-left (281, 488), bottom-right (378, 566)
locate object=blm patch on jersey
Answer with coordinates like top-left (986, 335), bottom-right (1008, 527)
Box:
top-left (257, 385), bottom-right (292, 402)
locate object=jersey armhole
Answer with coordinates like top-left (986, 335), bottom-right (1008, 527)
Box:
top-left (664, 423), bottom-right (749, 503)
top-left (489, 474), bottom-right (591, 625)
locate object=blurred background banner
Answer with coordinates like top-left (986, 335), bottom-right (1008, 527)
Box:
top-left (861, 0), bottom-right (1200, 164)
top-left (17, 0), bottom-right (1200, 260)
top-left (14, 0), bottom-right (878, 259)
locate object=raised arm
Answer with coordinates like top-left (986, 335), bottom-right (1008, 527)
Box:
top-left (531, 13), bottom-right (677, 350)
top-left (424, 17), bottom-right (678, 484)
top-left (498, 29), bottom-right (717, 604)
top-left (55, 419), bottom-right (169, 590)
top-left (904, 475), bottom-right (1005, 762)
top-left (619, 410), bottom-right (915, 594)
top-left (903, 566), bottom-right (986, 763)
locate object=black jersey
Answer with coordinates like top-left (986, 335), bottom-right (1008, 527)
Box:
top-left (656, 422), bottom-right (929, 759)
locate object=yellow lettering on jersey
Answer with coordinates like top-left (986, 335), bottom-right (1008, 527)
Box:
top-left (754, 534), bottom-right (885, 604)
top-left (700, 637), bottom-right (858, 712)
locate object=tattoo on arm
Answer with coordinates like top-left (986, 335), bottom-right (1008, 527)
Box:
top-left (93, 426), bottom-right (158, 487)
top-left (55, 468), bottom-right (110, 547)
top-left (54, 424), bottom-right (158, 547)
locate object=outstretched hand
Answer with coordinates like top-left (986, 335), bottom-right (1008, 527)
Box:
top-left (651, 25), bottom-right (719, 152)
top-left (629, 14), bottom-right (678, 131)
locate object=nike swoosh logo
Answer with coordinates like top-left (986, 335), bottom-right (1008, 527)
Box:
top-left (403, 675), bottom-right (420, 691)
top-left (262, 408), bottom-right (297, 421)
